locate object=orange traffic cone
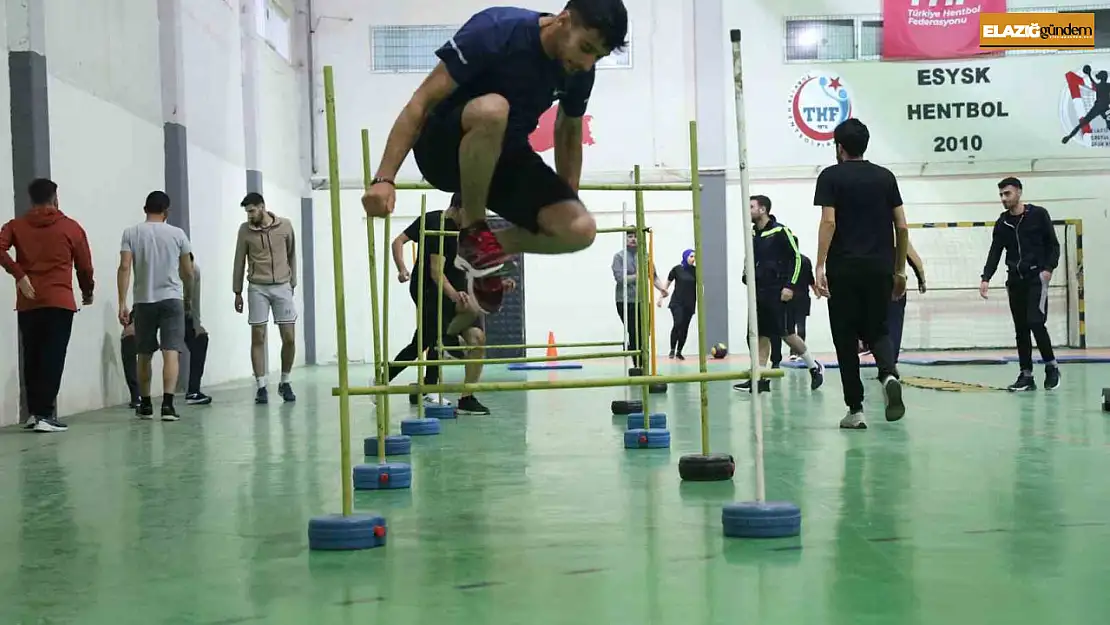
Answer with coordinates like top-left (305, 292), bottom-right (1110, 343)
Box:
top-left (546, 331), bottom-right (558, 360)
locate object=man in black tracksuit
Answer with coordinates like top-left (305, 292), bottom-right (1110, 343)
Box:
top-left (814, 119), bottom-right (908, 429)
top-left (736, 195), bottom-right (824, 393)
top-left (980, 177), bottom-right (1061, 392)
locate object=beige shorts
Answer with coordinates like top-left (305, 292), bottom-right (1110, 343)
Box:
top-left (248, 282), bottom-right (298, 326)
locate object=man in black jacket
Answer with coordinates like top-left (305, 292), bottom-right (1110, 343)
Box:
top-left (980, 177), bottom-right (1061, 391)
top-left (735, 195), bottom-right (824, 393)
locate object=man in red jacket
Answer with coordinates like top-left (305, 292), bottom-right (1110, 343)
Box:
top-left (0, 178), bottom-right (95, 432)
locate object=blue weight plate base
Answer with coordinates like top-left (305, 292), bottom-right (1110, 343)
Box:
top-left (363, 435), bottom-right (412, 457)
top-left (400, 418), bottom-right (441, 436)
top-left (625, 412), bottom-right (667, 430)
top-left (507, 362), bottom-right (583, 370)
top-left (353, 462), bottom-right (412, 490)
top-left (624, 428), bottom-right (671, 449)
top-left (722, 501), bottom-right (802, 538)
top-left (308, 513), bottom-right (387, 550)
top-left (424, 403), bottom-right (457, 420)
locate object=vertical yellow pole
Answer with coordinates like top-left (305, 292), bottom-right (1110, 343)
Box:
top-left (381, 205), bottom-right (392, 425)
top-left (414, 196), bottom-right (428, 418)
top-left (323, 66), bottom-right (353, 516)
top-left (634, 165), bottom-right (651, 429)
top-left (689, 121), bottom-right (710, 456)
top-left (435, 213), bottom-right (446, 381)
top-left (648, 230), bottom-right (658, 376)
top-left (361, 130), bottom-right (386, 464)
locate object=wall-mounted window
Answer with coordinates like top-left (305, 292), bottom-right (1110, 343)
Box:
top-left (370, 23), bottom-right (634, 73)
top-left (254, 0), bottom-right (292, 62)
top-left (785, 5), bottom-right (1110, 63)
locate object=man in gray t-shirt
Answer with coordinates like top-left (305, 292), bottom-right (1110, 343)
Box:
top-left (117, 191), bottom-right (194, 421)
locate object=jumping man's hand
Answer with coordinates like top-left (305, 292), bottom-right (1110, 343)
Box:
top-left (362, 181), bottom-right (396, 218)
top-left (502, 278), bottom-right (516, 292)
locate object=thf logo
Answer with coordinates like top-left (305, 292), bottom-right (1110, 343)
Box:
top-left (909, 0), bottom-right (963, 6)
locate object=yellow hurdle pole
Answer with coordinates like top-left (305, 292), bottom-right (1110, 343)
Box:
top-left (381, 202), bottom-right (393, 427)
top-left (322, 66), bottom-right (353, 517)
top-left (633, 165), bottom-right (651, 430)
top-left (336, 368), bottom-right (785, 396)
top-left (415, 196), bottom-right (428, 418)
top-left (648, 229), bottom-right (659, 377)
top-left (440, 340), bottom-right (624, 351)
top-left (435, 208), bottom-right (446, 396)
top-left (361, 129), bottom-right (386, 465)
top-left (390, 349), bottom-right (635, 368)
top-left (689, 120), bottom-right (711, 457)
top-left (388, 181), bottom-right (693, 192)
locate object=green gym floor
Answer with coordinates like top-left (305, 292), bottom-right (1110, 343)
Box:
top-left (3, 356), bottom-right (1110, 624)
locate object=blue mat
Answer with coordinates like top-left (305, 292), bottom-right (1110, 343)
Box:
top-left (507, 363), bottom-right (583, 371)
top-left (1002, 354), bottom-right (1110, 365)
top-left (782, 355), bottom-right (1008, 369)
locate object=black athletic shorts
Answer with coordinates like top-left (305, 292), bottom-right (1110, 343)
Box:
top-left (755, 292), bottom-right (796, 339)
top-left (413, 101), bottom-right (580, 233)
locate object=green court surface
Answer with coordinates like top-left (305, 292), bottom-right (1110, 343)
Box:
top-left (2, 359), bottom-right (1110, 624)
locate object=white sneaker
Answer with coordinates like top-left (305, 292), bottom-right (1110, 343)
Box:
top-left (882, 376), bottom-right (905, 422)
top-left (424, 393), bottom-right (452, 406)
top-left (839, 410), bottom-right (867, 429)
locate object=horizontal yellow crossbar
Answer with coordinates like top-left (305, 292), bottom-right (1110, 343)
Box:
top-left (394, 182), bottom-right (694, 192)
top-left (388, 350), bottom-right (633, 367)
top-left (334, 369), bottom-right (785, 396)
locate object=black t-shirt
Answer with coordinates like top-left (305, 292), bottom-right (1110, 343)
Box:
top-left (667, 264), bottom-right (697, 309)
top-left (813, 160), bottom-right (903, 273)
top-left (403, 210), bottom-right (465, 291)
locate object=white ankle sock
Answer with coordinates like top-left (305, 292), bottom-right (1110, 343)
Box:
top-left (800, 351), bottom-right (817, 369)
top-left (280, 372), bottom-right (290, 384)
top-left (256, 377), bottom-right (267, 389)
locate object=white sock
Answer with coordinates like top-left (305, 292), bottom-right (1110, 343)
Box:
top-left (281, 372), bottom-right (290, 384)
top-left (256, 377), bottom-right (267, 389)
top-left (800, 351), bottom-right (818, 369)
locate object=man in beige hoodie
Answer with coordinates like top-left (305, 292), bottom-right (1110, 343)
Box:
top-left (233, 192), bottom-right (298, 404)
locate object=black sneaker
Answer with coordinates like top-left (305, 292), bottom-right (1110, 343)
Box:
top-left (457, 395), bottom-right (490, 415)
top-left (278, 382), bottom-right (296, 402)
top-left (255, 387), bottom-right (268, 404)
top-left (161, 403), bottom-right (180, 422)
top-left (1044, 366), bottom-right (1061, 391)
top-left (733, 379), bottom-right (771, 393)
top-left (33, 418), bottom-right (68, 432)
top-left (810, 362), bottom-right (825, 390)
top-left (186, 392), bottom-right (212, 405)
top-left (137, 398), bottom-right (154, 419)
top-left (1007, 372), bottom-right (1036, 392)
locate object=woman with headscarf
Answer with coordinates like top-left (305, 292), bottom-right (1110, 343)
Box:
top-left (612, 231), bottom-right (668, 370)
top-left (660, 249), bottom-right (697, 359)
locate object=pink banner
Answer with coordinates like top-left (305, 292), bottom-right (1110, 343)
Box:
top-left (882, 0), bottom-right (1007, 60)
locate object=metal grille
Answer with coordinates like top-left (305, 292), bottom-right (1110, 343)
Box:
top-left (784, 18), bottom-right (856, 61)
top-left (371, 25), bottom-right (458, 73)
top-left (369, 24), bottom-right (633, 73)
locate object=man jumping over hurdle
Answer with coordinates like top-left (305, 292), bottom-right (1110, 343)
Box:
top-left (361, 1), bottom-right (628, 314)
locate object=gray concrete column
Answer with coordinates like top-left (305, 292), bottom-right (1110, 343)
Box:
top-left (158, 0), bottom-right (195, 393)
top-left (158, 0), bottom-right (190, 236)
top-left (240, 0), bottom-right (263, 193)
top-left (8, 0), bottom-right (50, 423)
top-left (693, 0), bottom-right (729, 349)
top-left (300, 197), bottom-right (316, 365)
top-left (8, 0), bottom-right (50, 212)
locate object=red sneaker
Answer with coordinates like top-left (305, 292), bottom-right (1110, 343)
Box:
top-left (454, 222), bottom-right (510, 278)
top-left (470, 276), bottom-right (505, 315)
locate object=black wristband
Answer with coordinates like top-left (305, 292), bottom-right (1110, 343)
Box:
top-left (371, 177), bottom-right (395, 187)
